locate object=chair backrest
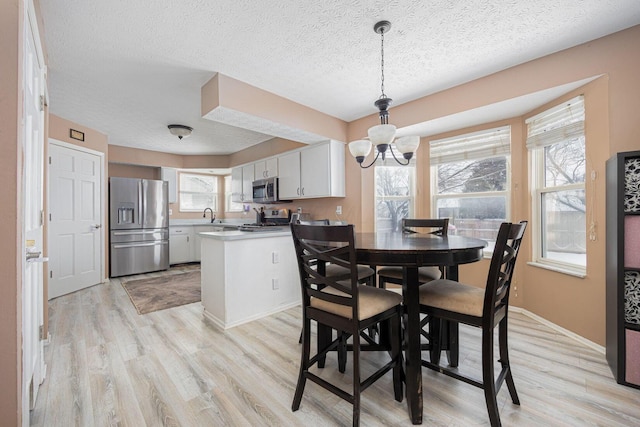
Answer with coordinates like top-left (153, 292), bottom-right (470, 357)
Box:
top-left (483, 221), bottom-right (527, 321)
top-left (402, 218), bottom-right (449, 236)
top-left (290, 224), bottom-right (360, 318)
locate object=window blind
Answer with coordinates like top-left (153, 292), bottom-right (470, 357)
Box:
top-left (525, 95), bottom-right (584, 150)
top-left (429, 126), bottom-right (511, 166)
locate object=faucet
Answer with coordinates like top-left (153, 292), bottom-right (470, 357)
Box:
top-left (203, 207), bottom-right (215, 223)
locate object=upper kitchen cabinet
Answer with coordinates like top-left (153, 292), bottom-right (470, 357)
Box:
top-left (231, 163), bottom-right (255, 203)
top-left (254, 157), bottom-right (278, 179)
top-left (278, 140), bottom-right (345, 199)
top-left (160, 167), bottom-right (178, 204)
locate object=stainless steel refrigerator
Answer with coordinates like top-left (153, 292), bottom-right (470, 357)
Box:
top-left (109, 177), bottom-right (169, 277)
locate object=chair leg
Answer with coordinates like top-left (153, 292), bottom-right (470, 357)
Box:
top-left (390, 314), bottom-right (403, 402)
top-left (446, 321), bottom-right (459, 367)
top-left (482, 327), bottom-right (501, 427)
top-left (428, 317), bottom-right (442, 364)
top-left (338, 332), bottom-right (347, 373)
top-left (499, 316), bottom-right (520, 405)
top-left (352, 326), bottom-right (361, 427)
top-left (292, 317), bottom-right (311, 411)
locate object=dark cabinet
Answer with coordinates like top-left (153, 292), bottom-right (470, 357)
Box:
top-left (606, 151), bottom-right (640, 388)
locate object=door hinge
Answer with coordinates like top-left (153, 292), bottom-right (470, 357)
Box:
top-left (39, 325), bottom-right (45, 340)
top-left (49, 213), bottom-right (51, 221)
top-left (49, 270), bottom-right (52, 279)
top-left (40, 210), bottom-right (44, 226)
top-left (39, 95), bottom-right (45, 112)
top-left (48, 156), bottom-right (51, 165)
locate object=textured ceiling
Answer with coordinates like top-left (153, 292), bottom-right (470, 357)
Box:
top-left (40, 1), bottom-right (640, 155)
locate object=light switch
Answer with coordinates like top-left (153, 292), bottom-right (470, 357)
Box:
top-left (272, 251), bottom-right (279, 264)
top-left (272, 278), bottom-right (279, 290)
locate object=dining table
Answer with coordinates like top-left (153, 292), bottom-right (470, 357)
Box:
top-left (354, 231), bottom-right (487, 425)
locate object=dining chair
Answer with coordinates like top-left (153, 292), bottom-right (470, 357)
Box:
top-left (418, 221), bottom-right (527, 427)
top-left (290, 223), bottom-right (403, 426)
top-left (377, 218), bottom-right (450, 290)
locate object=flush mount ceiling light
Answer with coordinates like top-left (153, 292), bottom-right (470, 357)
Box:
top-left (348, 21), bottom-right (420, 168)
top-left (167, 124), bottom-right (193, 140)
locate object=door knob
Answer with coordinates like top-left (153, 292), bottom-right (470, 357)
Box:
top-left (92, 224), bottom-right (102, 229)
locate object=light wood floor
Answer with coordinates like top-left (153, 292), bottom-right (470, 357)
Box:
top-left (31, 268), bottom-right (640, 426)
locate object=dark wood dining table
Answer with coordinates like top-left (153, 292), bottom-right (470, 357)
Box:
top-left (354, 231), bottom-right (487, 425)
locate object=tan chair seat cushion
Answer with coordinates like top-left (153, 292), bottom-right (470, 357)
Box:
top-left (311, 285), bottom-right (402, 320)
top-left (418, 279), bottom-right (485, 317)
top-left (324, 263), bottom-right (375, 281)
top-left (377, 266), bottom-right (441, 282)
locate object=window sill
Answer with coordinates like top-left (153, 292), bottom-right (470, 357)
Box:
top-left (527, 261), bottom-right (586, 278)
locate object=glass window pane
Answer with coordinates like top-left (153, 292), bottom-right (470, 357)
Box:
top-left (436, 196), bottom-right (507, 250)
top-left (544, 137), bottom-right (585, 187)
top-left (437, 157), bottom-right (507, 194)
top-left (224, 175), bottom-right (242, 212)
top-left (541, 189), bottom-right (586, 266)
top-left (180, 174), bottom-right (216, 192)
top-left (375, 166), bottom-right (415, 232)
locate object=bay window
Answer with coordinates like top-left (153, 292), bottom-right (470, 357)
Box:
top-left (430, 126), bottom-right (511, 251)
top-left (375, 146), bottom-right (416, 232)
top-left (527, 96), bottom-right (586, 272)
top-left (179, 172), bottom-right (218, 212)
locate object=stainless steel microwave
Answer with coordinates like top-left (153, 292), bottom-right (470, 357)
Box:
top-left (252, 177), bottom-right (279, 204)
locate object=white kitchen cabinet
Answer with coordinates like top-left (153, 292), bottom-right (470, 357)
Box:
top-left (193, 225), bottom-right (220, 261)
top-left (254, 157), bottom-right (278, 179)
top-left (160, 167), bottom-right (178, 203)
top-left (277, 140), bottom-right (345, 199)
top-left (231, 164), bottom-right (255, 203)
top-left (169, 226), bottom-right (193, 264)
top-left (242, 164), bottom-right (254, 202)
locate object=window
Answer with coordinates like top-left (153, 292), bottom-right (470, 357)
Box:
top-left (374, 145), bottom-right (416, 232)
top-left (224, 175), bottom-right (243, 212)
top-left (527, 96), bottom-right (586, 271)
top-left (179, 172), bottom-right (217, 212)
top-left (430, 126), bottom-right (511, 251)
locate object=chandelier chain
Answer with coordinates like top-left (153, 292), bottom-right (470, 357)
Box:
top-left (380, 30), bottom-right (386, 99)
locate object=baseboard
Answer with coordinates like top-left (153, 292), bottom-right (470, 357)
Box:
top-left (510, 306), bottom-right (605, 354)
top-left (203, 301), bottom-right (301, 330)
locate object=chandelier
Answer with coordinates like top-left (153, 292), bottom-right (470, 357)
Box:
top-left (348, 20), bottom-right (420, 168)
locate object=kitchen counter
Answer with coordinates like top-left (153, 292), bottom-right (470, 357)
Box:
top-left (199, 228), bottom-right (290, 241)
top-left (200, 228), bottom-right (299, 329)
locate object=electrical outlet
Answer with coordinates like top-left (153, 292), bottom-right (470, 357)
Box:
top-left (336, 205), bottom-right (342, 215)
top-left (169, 208), bottom-right (173, 215)
top-left (272, 251), bottom-right (279, 264)
top-left (297, 207), bottom-right (302, 214)
top-left (272, 278), bottom-right (279, 290)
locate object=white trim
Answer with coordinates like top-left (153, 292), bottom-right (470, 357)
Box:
top-left (203, 301), bottom-right (301, 330)
top-left (510, 306), bottom-right (604, 354)
top-left (48, 138), bottom-right (107, 282)
top-left (527, 261), bottom-right (586, 278)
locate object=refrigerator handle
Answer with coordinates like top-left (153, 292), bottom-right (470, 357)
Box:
top-left (138, 180), bottom-right (144, 226)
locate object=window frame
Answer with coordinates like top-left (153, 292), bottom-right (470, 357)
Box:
top-left (178, 171), bottom-right (218, 213)
top-left (527, 95), bottom-right (586, 275)
top-left (373, 145), bottom-right (417, 232)
top-left (430, 126), bottom-right (511, 254)
top-left (224, 175), bottom-right (243, 213)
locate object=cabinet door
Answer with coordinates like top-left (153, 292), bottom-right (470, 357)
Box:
top-left (169, 227), bottom-right (192, 264)
top-left (231, 167), bottom-right (243, 202)
top-left (300, 144), bottom-right (331, 197)
top-left (278, 151), bottom-right (301, 199)
top-left (265, 157), bottom-right (278, 178)
top-left (242, 164), bottom-right (254, 202)
top-left (193, 226), bottom-right (216, 261)
top-left (255, 158), bottom-right (278, 179)
top-left (160, 167), bottom-right (178, 204)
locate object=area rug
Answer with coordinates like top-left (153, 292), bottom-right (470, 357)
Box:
top-left (121, 270), bottom-right (201, 315)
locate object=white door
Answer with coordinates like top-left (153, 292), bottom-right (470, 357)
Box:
top-left (22, 1), bottom-right (46, 420)
top-left (48, 143), bottom-right (102, 299)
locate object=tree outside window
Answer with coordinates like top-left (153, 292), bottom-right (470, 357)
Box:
top-left (527, 96), bottom-right (586, 270)
top-left (375, 163), bottom-right (415, 232)
top-left (431, 126), bottom-right (511, 251)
